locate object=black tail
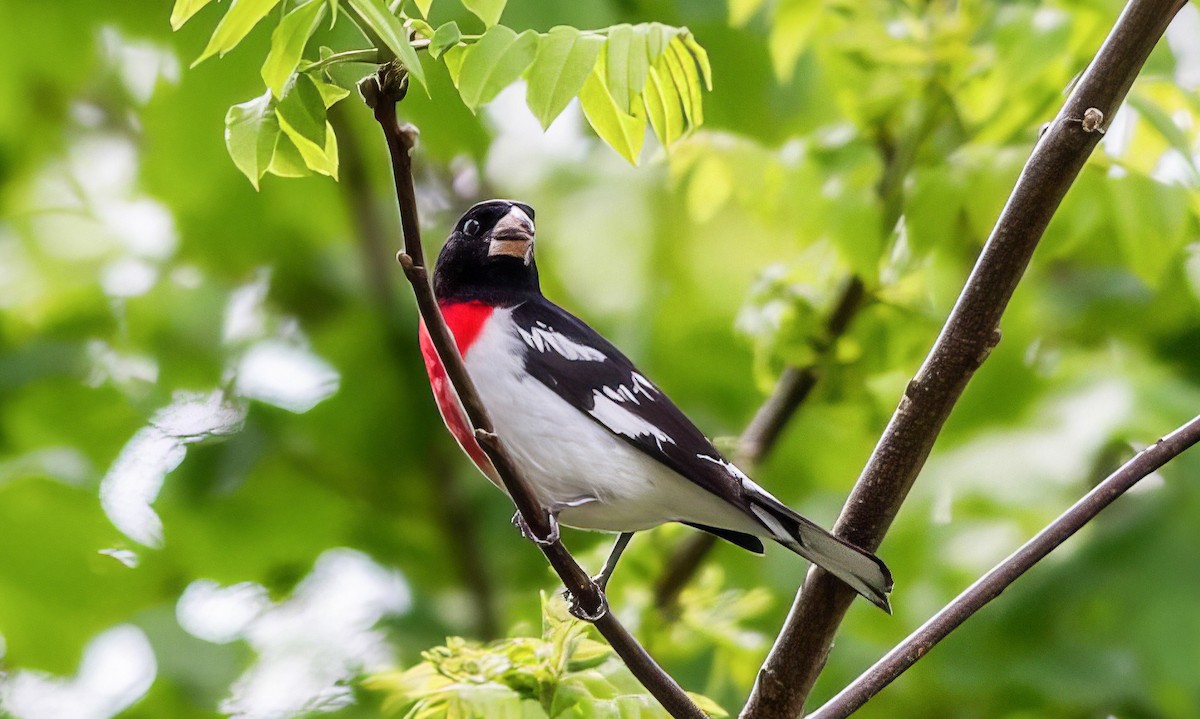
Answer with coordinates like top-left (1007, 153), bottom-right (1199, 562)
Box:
top-left (747, 494), bottom-right (893, 613)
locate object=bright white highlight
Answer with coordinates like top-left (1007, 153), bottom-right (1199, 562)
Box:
top-left (234, 340), bottom-right (341, 413)
top-left (0, 625), bottom-right (156, 719)
top-left (177, 549), bottom-right (410, 719)
top-left (100, 390), bottom-right (247, 547)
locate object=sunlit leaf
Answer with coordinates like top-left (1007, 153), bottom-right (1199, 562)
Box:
top-left (523, 26), bottom-right (604, 129)
top-left (170, 0), bottom-right (214, 30)
top-left (429, 21), bottom-right (462, 59)
top-left (224, 91), bottom-right (281, 189)
top-left (275, 73), bottom-right (327, 149)
top-left (660, 39), bottom-right (702, 127)
top-left (642, 22), bottom-right (677, 64)
top-left (728, 0), bottom-right (768, 26)
top-left (310, 75), bottom-right (351, 107)
top-left (413, 0), bottom-right (433, 18)
top-left (768, 0), bottom-right (822, 81)
top-left (268, 130), bottom-right (314, 177)
top-left (461, 0), bottom-right (506, 27)
top-left (643, 65), bottom-right (684, 149)
top-left (261, 0), bottom-right (328, 98)
top-left (442, 44), bottom-right (467, 86)
top-left (579, 58), bottom-right (645, 165)
top-left (681, 31), bottom-right (712, 90)
top-left (604, 24), bottom-right (649, 114)
top-left (193, 0), bottom-right (283, 67)
top-left (346, 0), bottom-right (427, 90)
top-left (455, 25), bottom-right (539, 111)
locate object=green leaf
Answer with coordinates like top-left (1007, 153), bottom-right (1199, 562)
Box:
top-left (279, 118), bottom-right (340, 177)
top-left (224, 91), bottom-right (281, 189)
top-left (429, 21), bottom-right (462, 59)
top-left (171, 0), bottom-right (214, 30)
top-left (579, 58), bottom-right (645, 165)
top-left (407, 17), bottom-right (435, 39)
top-left (268, 131), bottom-right (314, 178)
top-left (413, 0), bottom-right (433, 18)
top-left (262, 0), bottom-right (328, 98)
top-left (642, 23), bottom-right (678, 64)
top-left (275, 73), bottom-right (327, 149)
top-left (604, 24), bottom-right (649, 114)
top-left (768, 0), bottom-right (821, 81)
top-left (194, 0), bottom-right (283, 67)
top-left (455, 25), bottom-right (539, 111)
top-left (728, 0), bottom-right (768, 26)
top-left (523, 26), bottom-right (604, 129)
top-left (681, 31), bottom-right (712, 90)
top-left (660, 39), bottom-right (702, 127)
top-left (461, 0), bottom-right (506, 27)
top-left (442, 44), bottom-right (466, 86)
top-left (310, 76), bottom-right (351, 107)
top-left (346, 0), bottom-right (427, 90)
top-left (643, 64), bottom-right (684, 149)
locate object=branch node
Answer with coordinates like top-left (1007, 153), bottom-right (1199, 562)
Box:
top-left (1081, 107), bottom-right (1106, 133)
top-left (512, 510), bottom-right (560, 546)
top-left (565, 584), bottom-right (610, 623)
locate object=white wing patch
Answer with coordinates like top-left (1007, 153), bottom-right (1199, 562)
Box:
top-left (696, 453), bottom-right (752, 482)
top-left (599, 372), bottom-right (656, 406)
top-left (590, 393), bottom-right (675, 446)
top-left (518, 321), bottom-right (607, 362)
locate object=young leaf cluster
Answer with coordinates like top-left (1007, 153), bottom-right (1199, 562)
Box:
top-left (172, 0), bottom-right (713, 186)
top-left (363, 595), bottom-right (726, 719)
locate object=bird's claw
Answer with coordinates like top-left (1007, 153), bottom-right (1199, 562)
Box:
top-left (512, 511), bottom-right (560, 546)
top-left (562, 584), bottom-right (609, 623)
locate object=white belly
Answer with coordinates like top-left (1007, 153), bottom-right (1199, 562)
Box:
top-left (464, 309), bottom-right (760, 535)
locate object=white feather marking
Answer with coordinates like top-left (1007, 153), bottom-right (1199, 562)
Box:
top-left (696, 453), bottom-right (752, 482)
top-left (517, 325), bottom-right (607, 362)
top-left (750, 503), bottom-right (791, 542)
top-left (589, 392), bottom-right (675, 446)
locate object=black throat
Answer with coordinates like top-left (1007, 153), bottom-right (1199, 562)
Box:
top-left (432, 249), bottom-right (542, 306)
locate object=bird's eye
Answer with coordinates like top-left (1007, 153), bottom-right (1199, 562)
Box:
top-left (463, 219), bottom-right (480, 236)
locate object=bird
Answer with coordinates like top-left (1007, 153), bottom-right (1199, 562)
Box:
top-left (417, 199), bottom-right (893, 612)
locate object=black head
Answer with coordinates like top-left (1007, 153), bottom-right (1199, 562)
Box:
top-left (433, 199), bottom-right (540, 304)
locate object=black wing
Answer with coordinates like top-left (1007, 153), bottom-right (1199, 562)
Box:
top-left (510, 298), bottom-right (754, 513)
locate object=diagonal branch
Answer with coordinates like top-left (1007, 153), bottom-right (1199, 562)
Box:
top-left (740, 0), bottom-right (1188, 716)
top-left (653, 276), bottom-right (866, 609)
top-left (808, 413), bottom-right (1200, 719)
top-left (359, 65), bottom-right (706, 719)
top-left (332, 107), bottom-right (501, 639)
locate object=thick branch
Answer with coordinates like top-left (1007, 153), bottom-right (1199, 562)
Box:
top-left (653, 276), bottom-right (866, 609)
top-left (360, 66), bottom-right (705, 719)
top-left (741, 1), bottom-right (1187, 716)
top-left (809, 414), bottom-right (1200, 719)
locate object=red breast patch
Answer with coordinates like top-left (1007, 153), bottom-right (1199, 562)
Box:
top-left (419, 302), bottom-right (495, 474)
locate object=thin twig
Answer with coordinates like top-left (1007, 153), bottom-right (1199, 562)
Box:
top-left (360, 65), bottom-right (706, 719)
top-left (332, 107), bottom-right (501, 639)
top-left (653, 276), bottom-right (866, 609)
top-left (808, 414), bottom-right (1200, 719)
top-left (740, 1), bottom-right (1188, 716)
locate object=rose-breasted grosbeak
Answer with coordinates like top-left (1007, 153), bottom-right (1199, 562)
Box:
top-left (419, 199), bottom-right (893, 611)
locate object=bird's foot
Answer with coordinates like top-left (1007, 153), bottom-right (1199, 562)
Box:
top-left (562, 584), bottom-right (609, 623)
top-left (512, 510), bottom-right (560, 546)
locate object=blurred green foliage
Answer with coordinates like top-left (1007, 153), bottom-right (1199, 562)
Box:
top-left (1, 0), bottom-right (1200, 718)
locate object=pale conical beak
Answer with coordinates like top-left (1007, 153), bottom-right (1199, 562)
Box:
top-left (487, 206), bottom-right (535, 265)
